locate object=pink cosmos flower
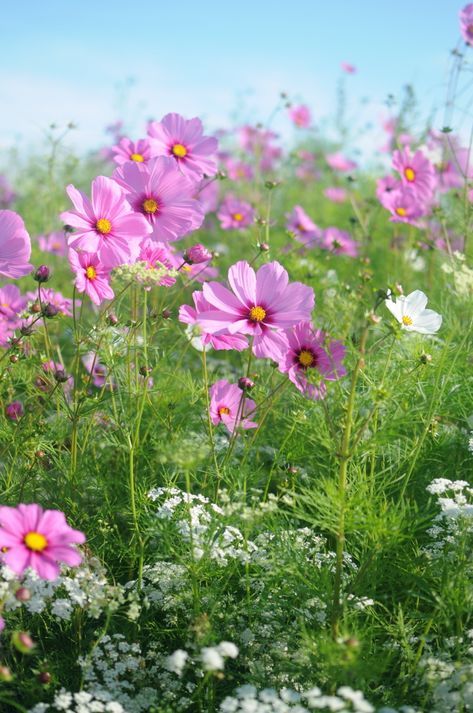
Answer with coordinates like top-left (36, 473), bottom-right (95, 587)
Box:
top-left (217, 197), bottom-right (255, 230)
top-left (320, 227), bottom-right (359, 257)
top-left (37, 231), bottom-right (68, 256)
top-left (460, 4), bottom-right (473, 44)
top-left (209, 380), bottom-right (257, 434)
top-left (179, 291), bottom-right (248, 351)
top-left (278, 322), bottom-right (346, 400)
top-left (68, 250), bottom-right (114, 306)
top-left (380, 186), bottom-right (427, 225)
top-left (0, 210), bottom-right (33, 279)
top-left (5, 401), bottom-right (24, 421)
top-left (392, 147), bottom-right (436, 200)
top-left (323, 187), bottom-right (347, 203)
top-left (376, 175), bottom-right (400, 203)
top-left (225, 159), bottom-right (254, 182)
top-left (341, 62), bottom-right (357, 74)
top-left (111, 137), bottom-right (154, 166)
top-left (238, 126), bottom-right (282, 172)
top-left (326, 153), bottom-right (357, 173)
top-left (0, 504), bottom-right (85, 580)
top-left (60, 176), bottom-right (151, 267)
top-left (286, 206), bottom-right (322, 246)
top-left (197, 260), bottom-right (315, 360)
top-left (195, 178), bottom-right (220, 213)
top-left (138, 238), bottom-right (177, 286)
top-left (177, 259), bottom-right (219, 284)
top-left (113, 157), bottom-right (204, 242)
top-left (0, 284), bottom-right (27, 320)
top-left (82, 352), bottom-right (109, 388)
top-left (148, 113), bottom-right (218, 179)
top-left (288, 104), bottom-right (312, 128)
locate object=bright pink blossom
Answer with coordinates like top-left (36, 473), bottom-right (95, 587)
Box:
top-left (341, 62), bottom-right (356, 74)
top-left (138, 239), bottom-right (177, 286)
top-left (68, 250), bottom-right (114, 306)
top-left (288, 104), bottom-right (312, 128)
top-left (392, 147), bottom-right (436, 200)
top-left (0, 284), bottom-right (27, 320)
top-left (5, 401), bottom-right (23, 421)
top-left (111, 137), bottom-right (154, 166)
top-left (148, 113), bottom-right (218, 179)
top-left (197, 260), bottom-right (315, 360)
top-left (320, 227), bottom-right (359, 257)
top-left (217, 197), bottom-right (254, 230)
top-left (225, 159), bottom-right (254, 182)
top-left (326, 153), bottom-right (357, 173)
top-left (0, 504), bottom-right (85, 580)
top-left (113, 157), bottom-right (204, 242)
top-left (286, 206), bottom-right (322, 246)
top-left (0, 210), bottom-right (33, 279)
top-left (209, 380), bottom-right (257, 433)
top-left (323, 187), bottom-right (347, 203)
top-left (380, 186), bottom-right (427, 225)
top-left (60, 176), bottom-right (151, 267)
top-left (278, 322), bottom-right (346, 401)
top-left (179, 291), bottom-right (248, 351)
top-left (460, 4), bottom-right (473, 44)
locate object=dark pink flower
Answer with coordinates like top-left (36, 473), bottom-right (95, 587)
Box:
top-left (5, 401), bottom-right (23, 421)
top-left (286, 206), bottom-right (322, 246)
top-left (278, 322), bottom-right (346, 400)
top-left (184, 244), bottom-right (212, 265)
top-left (320, 227), bottom-right (359, 257)
top-left (288, 104), bottom-right (312, 128)
top-left (392, 147), bottom-right (436, 200)
top-left (60, 176), bottom-right (151, 267)
top-left (197, 260), bottom-right (314, 360)
top-left (113, 157), bottom-right (204, 242)
top-left (460, 3), bottom-right (473, 44)
top-left (209, 379), bottom-right (257, 433)
top-left (217, 197), bottom-right (255, 230)
top-left (341, 62), bottom-right (357, 74)
top-left (68, 250), bottom-right (114, 306)
top-left (380, 186), bottom-right (427, 225)
top-left (0, 211), bottom-right (33, 279)
top-left (148, 113), bottom-right (218, 179)
top-left (179, 291), bottom-right (248, 351)
top-left (0, 504), bottom-right (85, 580)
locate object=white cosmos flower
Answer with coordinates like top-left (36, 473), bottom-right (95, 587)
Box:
top-left (385, 289), bottom-right (442, 334)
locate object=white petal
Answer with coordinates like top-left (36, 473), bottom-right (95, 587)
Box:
top-left (404, 290), bottom-right (428, 316)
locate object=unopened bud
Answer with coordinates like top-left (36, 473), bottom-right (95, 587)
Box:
top-left (9, 354), bottom-right (18, 363)
top-left (42, 303), bottom-right (59, 319)
top-left (54, 368), bottom-right (69, 384)
top-left (162, 308), bottom-right (172, 319)
top-left (38, 671), bottom-right (52, 685)
top-left (107, 313), bottom-right (118, 326)
top-left (33, 265), bottom-right (50, 283)
top-left (238, 376), bottom-right (255, 392)
top-left (0, 666), bottom-right (12, 682)
top-left (184, 244), bottom-right (212, 265)
top-left (12, 631), bottom-right (35, 653)
top-left (15, 587), bottom-right (31, 602)
top-left (258, 242), bottom-right (270, 252)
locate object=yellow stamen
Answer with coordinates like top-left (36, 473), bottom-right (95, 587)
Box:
top-left (24, 532), bottom-right (48, 552)
top-left (181, 265), bottom-right (192, 272)
top-left (218, 406), bottom-right (230, 416)
top-left (395, 207), bottom-right (407, 217)
top-left (298, 349), bottom-right (314, 367)
top-left (172, 143), bottom-right (188, 158)
top-left (402, 315), bottom-right (413, 326)
top-left (130, 153), bottom-right (144, 162)
top-left (296, 223), bottom-right (306, 232)
top-left (85, 266), bottom-right (97, 280)
top-left (96, 218), bottom-right (112, 234)
top-left (52, 242), bottom-right (62, 250)
top-left (233, 212), bottom-right (243, 222)
top-left (249, 305), bottom-right (266, 322)
top-left (142, 198), bottom-right (159, 214)
top-left (404, 167), bottom-right (416, 182)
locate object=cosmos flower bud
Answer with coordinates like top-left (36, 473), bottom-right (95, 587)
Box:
top-left (9, 354), bottom-right (18, 363)
top-left (20, 324), bottom-right (34, 336)
top-left (30, 302), bottom-right (41, 314)
top-left (15, 587), bottom-right (31, 602)
top-left (0, 665), bottom-right (12, 681)
top-left (54, 368), bottom-right (69, 384)
top-left (258, 242), bottom-right (270, 252)
top-left (5, 401), bottom-right (23, 421)
top-left (162, 308), bottom-right (172, 319)
top-left (107, 313), bottom-right (118, 326)
top-left (38, 671), bottom-right (52, 684)
top-left (42, 303), bottom-right (59, 319)
top-left (184, 244), bottom-right (212, 265)
top-left (12, 631), bottom-right (35, 654)
top-left (33, 265), bottom-right (50, 283)
top-left (420, 352), bottom-right (432, 364)
top-left (238, 376), bottom-right (255, 392)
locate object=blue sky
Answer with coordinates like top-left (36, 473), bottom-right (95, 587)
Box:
top-left (0, 1), bottom-right (466, 153)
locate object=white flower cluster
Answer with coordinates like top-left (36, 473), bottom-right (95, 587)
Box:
top-left (29, 690), bottom-right (124, 713)
top-left (441, 252), bottom-right (473, 300)
top-left (113, 260), bottom-right (177, 287)
top-left (425, 478), bottom-right (473, 557)
top-left (219, 684), bottom-right (378, 713)
top-left (418, 641), bottom-right (473, 713)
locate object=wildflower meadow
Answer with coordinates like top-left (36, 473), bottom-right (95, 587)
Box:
top-left (0, 4), bottom-right (473, 712)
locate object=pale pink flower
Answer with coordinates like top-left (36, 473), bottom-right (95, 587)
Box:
top-left (288, 104), bottom-right (312, 128)
top-left (148, 113), bottom-right (218, 179)
top-left (209, 380), bottom-right (257, 433)
top-left (111, 137), bottom-right (154, 166)
top-left (68, 250), bottom-right (114, 306)
top-left (0, 210), bottom-right (33, 279)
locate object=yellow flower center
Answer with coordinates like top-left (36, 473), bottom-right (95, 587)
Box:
top-left (233, 212), bottom-right (243, 222)
top-left (218, 406), bottom-right (230, 416)
top-left (402, 315), bottom-right (413, 326)
top-left (298, 349), bottom-right (314, 367)
top-left (468, 24), bottom-right (473, 36)
top-left (297, 223), bottom-right (306, 232)
top-left (52, 242), bottom-right (62, 250)
top-left (142, 198), bottom-right (159, 214)
top-left (172, 143), bottom-right (188, 158)
top-left (249, 305), bottom-right (266, 322)
top-left (404, 167), bottom-right (416, 182)
top-left (181, 264), bottom-right (192, 273)
top-left (96, 218), bottom-right (112, 234)
top-left (24, 531), bottom-right (48, 552)
top-left (130, 153), bottom-right (144, 162)
top-left (395, 207), bottom-right (407, 217)
top-left (85, 265), bottom-right (97, 280)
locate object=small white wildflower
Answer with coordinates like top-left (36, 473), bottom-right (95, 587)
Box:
top-left (217, 641), bottom-right (239, 659)
top-left (164, 649), bottom-right (188, 676)
top-left (385, 289), bottom-right (442, 334)
top-left (201, 646), bottom-right (225, 671)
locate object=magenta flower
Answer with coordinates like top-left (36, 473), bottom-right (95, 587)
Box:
top-left (60, 176), bottom-right (151, 267)
top-left (114, 157), bottom-right (204, 242)
top-left (197, 260), bottom-right (315, 360)
top-left (217, 197), bottom-right (255, 230)
top-left (5, 401), bottom-right (24, 421)
top-left (278, 322), bottom-right (346, 401)
top-left (184, 243), bottom-right (212, 265)
top-left (209, 380), bottom-right (257, 434)
top-left (286, 206), bottom-right (322, 246)
top-left (148, 113), bottom-right (218, 179)
top-left (0, 284), bottom-right (27, 320)
top-left (380, 186), bottom-right (427, 225)
top-left (460, 4), bottom-right (473, 44)
top-left (68, 250), bottom-right (114, 306)
top-left (138, 239), bottom-right (177, 286)
top-left (179, 291), bottom-right (248, 351)
top-left (225, 159), bottom-right (254, 182)
top-left (82, 352), bottom-right (109, 388)
top-left (288, 104), bottom-right (312, 128)
top-left (238, 126), bottom-right (281, 172)
top-left (0, 504), bottom-right (85, 580)
top-left (319, 227), bottom-right (359, 257)
top-left (37, 231), bottom-right (68, 256)
top-left (341, 62), bottom-right (357, 74)
top-left (392, 147), bottom-right (436, 200)
top-left (0, 210), bottom-right (33, 279)
top-left (376, 174), bottom-right (400, 203)
top-left (111, 137), bottom-right (154, 166)
top-left (323, 187), bottom-right (347, 203)
top-left (326, 153), bottom-right (357, 173)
